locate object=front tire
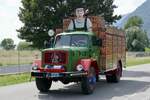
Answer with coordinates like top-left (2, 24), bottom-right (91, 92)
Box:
top-left (81, 67), bottom-right (96, 94)
top-left (36, 78), bottom-right (52, 92)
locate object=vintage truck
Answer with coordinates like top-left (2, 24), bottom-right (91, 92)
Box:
top-left (31, 16), bottom-right (126, 94)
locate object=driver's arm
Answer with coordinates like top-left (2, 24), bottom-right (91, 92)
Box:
top-left (87, 18), bottom-right (92, 32)
top-left (68, 20), bottom-right (74, 31)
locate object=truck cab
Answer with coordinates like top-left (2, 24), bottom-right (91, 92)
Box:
top-left (32, 31), bottom-right (102, 94)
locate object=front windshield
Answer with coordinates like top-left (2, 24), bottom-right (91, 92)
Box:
top-left (55, 34), bottom-right (88, 47)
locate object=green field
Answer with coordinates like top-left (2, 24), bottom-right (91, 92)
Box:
top-left (0, 50), bottom-right (40, 66)
top-left (0, 73), bottom-right (33, 86)
top-left (126, 56), bottom-right (150, 67)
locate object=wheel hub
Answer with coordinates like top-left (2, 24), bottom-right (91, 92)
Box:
top-left (88, 76), bottom-right (96, 85)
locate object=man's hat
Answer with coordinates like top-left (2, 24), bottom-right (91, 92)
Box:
top-left (75, 4), bottom-right (86, 10)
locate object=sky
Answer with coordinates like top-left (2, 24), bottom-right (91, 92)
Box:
top-left (0, 0), bottom-right (147, 45)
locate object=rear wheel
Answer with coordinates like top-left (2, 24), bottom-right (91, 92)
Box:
top-left (36, 78), bottom-right (52, 92)
top-left (81, 67), bottom-right (96, 94)
top-left (106, 62), bottom-right (122, 83)
top-left (96, 75), bottom-right (99, 82)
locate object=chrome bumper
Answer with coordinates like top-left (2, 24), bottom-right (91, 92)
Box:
top-left (31, 70), bottom-right (87, 78)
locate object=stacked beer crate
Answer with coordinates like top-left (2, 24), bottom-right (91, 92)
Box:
top-left (63, 18), bottom-right (72, 31)
top-left (55, 28), bottom-right (63, 35)
top-left (91, 19), bottom-right (125, 71)
top-left (105, 26), bottom-right (125, 70)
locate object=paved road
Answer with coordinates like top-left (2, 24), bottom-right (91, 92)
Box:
top-left (0, 64), bottom-right (32, 75)
top-left (0, 64), bottom-right (150, 100)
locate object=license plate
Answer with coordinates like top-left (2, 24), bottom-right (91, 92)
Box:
top-left (46, 73), bottom-right (61, 78)
top-left (53, 65), bottom-right (62, 69)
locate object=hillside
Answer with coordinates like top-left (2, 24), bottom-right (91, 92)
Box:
top-left (116, 0), bottom-right (150, 38)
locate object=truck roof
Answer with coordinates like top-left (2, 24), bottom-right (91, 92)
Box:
top-left (57, 31), bottom-right (95, 36)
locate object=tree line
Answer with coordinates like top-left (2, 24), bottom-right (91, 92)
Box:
top-left (0, 39), bottom-right (34, 50)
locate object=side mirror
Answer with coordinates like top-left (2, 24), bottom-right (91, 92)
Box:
top-left (44, 40), bottom-right (49, 48)
top-left (92, 37), bottom-right (102, 47)
top-left (44, 40), bottom-right (51, 49)
top-left (97, 38), bottom-right (102, 47)
top-left (44, 37), bottom-right (54, 48)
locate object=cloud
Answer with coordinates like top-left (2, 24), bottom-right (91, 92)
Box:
top-left (0, 11), bottom-right (8, 17)
top-left (114, 0), bottom-right (146, 15)
top-left (0, 0), bottom-right (22, 44)
top-left (0, 0), bottom-right (21, 7)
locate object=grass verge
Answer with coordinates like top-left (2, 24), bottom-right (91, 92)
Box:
top-left (0, 73), bottom-right (34, 87)
top-left (126, 57), bottom-right (150, 67)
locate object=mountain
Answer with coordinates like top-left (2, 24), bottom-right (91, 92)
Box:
top-left (114, 14), bottom-right (129, 27)
top-left (116, 0), bottom-right (150, 38)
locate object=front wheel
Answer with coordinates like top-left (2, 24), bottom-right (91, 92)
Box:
top-left (81, 67), bottom-right (96, 94)
top-left (35, 78), bottom-right (52, 92)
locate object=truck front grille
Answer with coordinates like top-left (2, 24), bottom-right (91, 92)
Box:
top-left (43, 51), bottom-right (68, 65)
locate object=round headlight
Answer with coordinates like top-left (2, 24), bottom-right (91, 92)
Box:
top-left (76, 64), bottom-right (83, 71)
top-left (32, 65), bottom-right (38, 70)
top-left (45, 65), bottom-right (49, 69)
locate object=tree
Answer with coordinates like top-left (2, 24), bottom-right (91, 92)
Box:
top-left (126, 26), bottom-right (149, 51)
top-left (17, 41), bottom-right (34, 50)
top-left (1, 38), bottom-right (16, 50)
top-left (125, 16), bottom-right (149, 51)
top-left (18, 0), bottom-right (121, 49)
top-left (124, 16), bottom-right (143, 30)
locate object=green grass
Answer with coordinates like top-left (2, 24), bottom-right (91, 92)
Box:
top-left (126, 57), bottom-right (150, 67)
top-left (0, 50), bottom-right (40, 66)
top-left (0, 73), bottom-right (34, 87)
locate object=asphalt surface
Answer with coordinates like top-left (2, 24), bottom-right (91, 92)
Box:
top-left (0, 64), bottom-right (32, 75)
top-left (0, 64), bottom-right (150, 100)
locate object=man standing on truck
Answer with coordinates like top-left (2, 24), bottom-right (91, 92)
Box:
top-left (68, 7), bottom-right (92, 32)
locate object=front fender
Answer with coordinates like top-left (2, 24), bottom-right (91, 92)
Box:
top-left (32, 59), bottom-right (42, 68)
top-left (78, 59), bottom-right (92, 71)
top-left (77, 59), bottom-right (99, 75)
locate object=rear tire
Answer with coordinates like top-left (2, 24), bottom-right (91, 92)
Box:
top-left (81, 67), bottom-right (96, 94)
top-left (106, 74), bottom-right (120, 83)
top-left (96, 75), bottom-right (99, 82)
top-left (36, 78), bottom-right (52, 92)
top-left (106, 75), bottom-right (113, 82)
top-left (106, 62), bottom-right (122, 83)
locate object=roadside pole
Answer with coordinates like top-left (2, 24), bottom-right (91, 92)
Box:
top-left (18, 49), bottom-right (20, 74)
